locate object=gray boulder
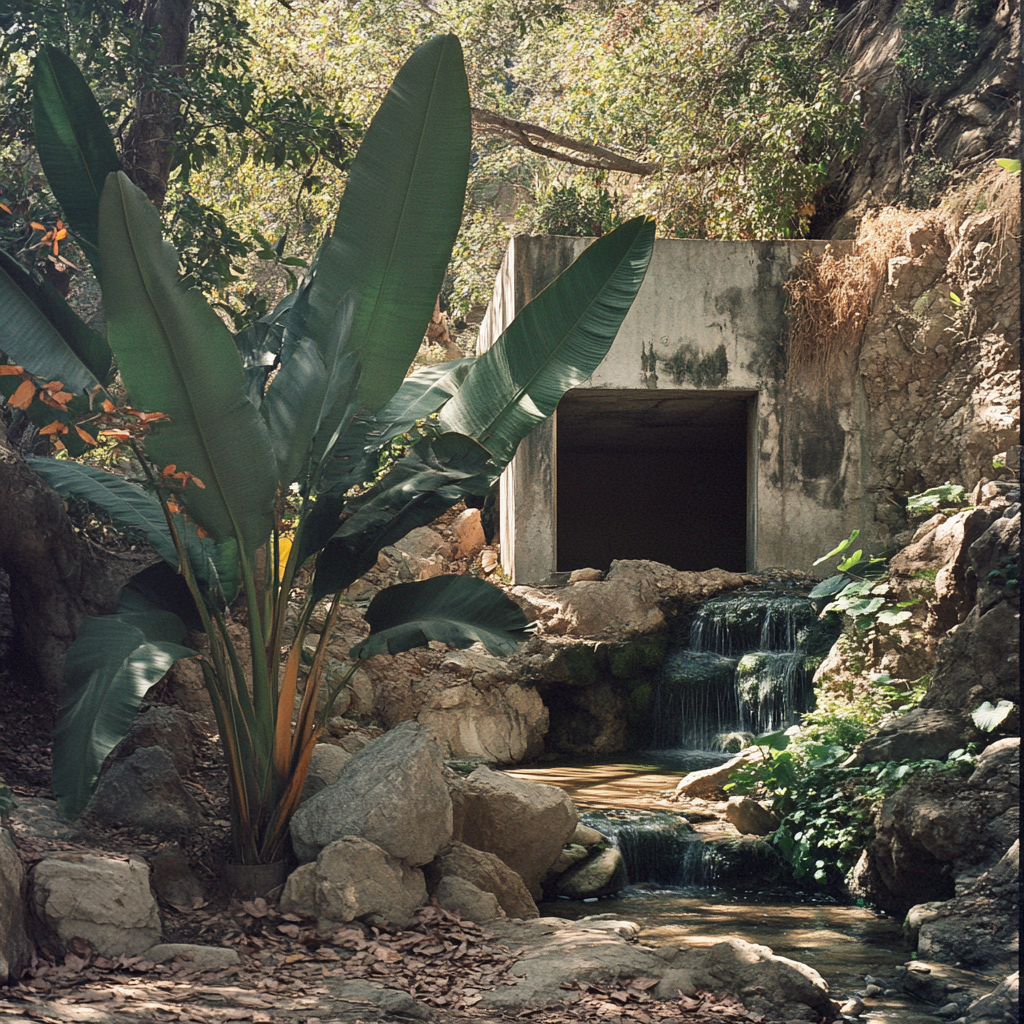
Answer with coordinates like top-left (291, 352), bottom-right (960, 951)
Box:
top-left (550, 845), bottom-right (627, 898)
top-left (433, 842), bottom-right (538, 919)
top-left (299, 743), bottom-right (354, 803)
top-left (290, 721), bottom-right (452, 865)
top-left (113, 705), bottom-right (203, 775)
top-left (31, 853), bottom-right (161, 957)
top-left (450, 765), bottom-right (577, 899)
top-left (846, 707), bottom-right (983, 766)
top-left (435, 876), bottom-right (504, 923)
top-left (0, 829), bottom-right (29, 981)
top-left (87, 746), bottom-right (204, 832)
top-left (280, 837), bottom-right (427, 929)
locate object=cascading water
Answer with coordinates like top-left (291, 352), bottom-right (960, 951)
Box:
top-left (648, 589), bottom-right (837, 751)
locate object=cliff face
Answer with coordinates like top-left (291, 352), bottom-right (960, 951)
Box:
top-left (822, 0), bottom-right (1019, 227)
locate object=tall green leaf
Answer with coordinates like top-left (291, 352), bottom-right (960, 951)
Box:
top-left (0, 250), bottom-right (109, 391)
top-left (438, 216), bottom-right (655, 467)
top-left (350, 575), bottom-right (532, 659)
top-left (310, 432), bottom-right (491, 599)
top-left (54, 610), bottom-right (194, 818)
top-left (25, 456), bottom-right (178, 565)
top-left (302, 34), bottom-right (471, 412)
top-left (32, 45), bottom-right (121, 268)
top-left (99, 172), bottom-right (278, 554)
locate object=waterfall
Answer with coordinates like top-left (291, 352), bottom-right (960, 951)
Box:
top-left (649, 589), bottom-right (835, 751)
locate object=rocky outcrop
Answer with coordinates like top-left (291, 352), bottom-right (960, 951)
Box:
top-left (431, 842), bottom-right (538, 920)
top-left (450, 766), bottom-right (577, 899)
top-left (30, 853), bottom-right (162, 957)
top-left (281, 837), bottom-right (427, 929)
top-left (290, 722), bottom-right (452, 865)
top-left (850, 737), bottom-right (1019, 918)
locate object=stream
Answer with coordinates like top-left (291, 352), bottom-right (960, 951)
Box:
top-left (509, 590), bottom-right (945, 1022)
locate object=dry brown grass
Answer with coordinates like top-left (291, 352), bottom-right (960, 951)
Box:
top-left (940, 162), bottom-right (1022, 279)
top-left (785, 207), bottom-right (927, 376)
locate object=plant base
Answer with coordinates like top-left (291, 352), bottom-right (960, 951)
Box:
top-left (221, 860), bottom-right (289, 900)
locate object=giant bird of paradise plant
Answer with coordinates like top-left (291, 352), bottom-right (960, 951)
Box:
top-left (2, 37), bottom-right (655, 865)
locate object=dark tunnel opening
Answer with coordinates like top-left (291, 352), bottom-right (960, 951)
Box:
top-left (555, 390), bottom-right (753, 573)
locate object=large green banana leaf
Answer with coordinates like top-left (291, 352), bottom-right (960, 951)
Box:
top-left (53, 609), bottom-right (194, 818)
top-left (350, 575), bottom-right (532, 660)
top-left (438, 216), bottom-right (655, 467)
top-left (310, 432), bottom-right (491, 600)
top-left (99, 172), bottom-right (278, 555)
top-left (32, 45), bottom-right (122, 271)
top-left (0, 249), bottom-right (109, 391)
top-left (25, 456), bottom-right (178, 565)
top-left (301, 34), bottom-right (471, 412)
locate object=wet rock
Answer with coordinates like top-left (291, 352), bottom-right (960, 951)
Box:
top-left (725, 795), bottom-right (779, 835)
top-left (549, 845), bottom-right (627, 898)
top-left (0, 828), bottom-right (29, 981)
top-left (432, 842), bottom-right (538, 919)
top-left (31, 853), bottom-right (162, 957)
top-left (544, 843), bottom-right (589, 877)
top-left (280, 837), bottom-right (427, 929)
top-left (963, 970), bottom-right (1018, 1023)
top-left (450, 765), bottom-right (577, 899)
top-left (86, 746), bottom-right (204, 832)
top-left (290, 721), bottom-right (452, 866)
top-left (672, 747), bottom-right (760, 800)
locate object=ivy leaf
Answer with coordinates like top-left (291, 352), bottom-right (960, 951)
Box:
top-left (971, 699), bottom-right (1014, 733)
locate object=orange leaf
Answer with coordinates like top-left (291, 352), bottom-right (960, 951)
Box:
top-left (10, 379), bottom-right (37, 409)
top-left (102, 398), bottom-right (116, 413)
top-left (75, 426), bottom-right (98, 445)
top-left (0, 365), bottom-right (25, 375)
top-left (0, 202), bottom-right (10, 214)
top-left (43, 380), bottom-right (64, 392)
top-left (39, 421), bottom-right (68, 435)
top-left (162, 464), bottom-right (179, 477)
top-left (29, 222), bottom-right (46, 231)
top-left (41, 391), bottom-right (74, 410)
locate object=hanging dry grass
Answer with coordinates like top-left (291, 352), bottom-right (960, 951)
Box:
top-left (785, 207), bottom-right (931, 377)
top-left (941, 162), bottom-right (1022, 279)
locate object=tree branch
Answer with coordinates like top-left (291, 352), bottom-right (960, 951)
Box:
top-left (471, 107), bottom-right (661, 176)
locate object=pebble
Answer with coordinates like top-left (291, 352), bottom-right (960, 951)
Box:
top-left (864, 984), bottom-right (884, 997)
top-left (935, 1002), bottom-right (961, 1018)
top-left (840, 997), bottom-right (866, 1016)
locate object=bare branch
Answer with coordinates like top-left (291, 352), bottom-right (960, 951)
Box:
top-left (471, 107), bottom-right (661, 176)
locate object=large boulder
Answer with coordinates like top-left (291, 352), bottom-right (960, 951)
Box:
top-left (512, 560), bottom-right (744, 638)
top-left (0, 829), bottom-right (29, 981)
top-left (911, 839), bottom-right (1019, 970)
top-left (31, 853), bottom-right (161, 957)
top-left (280, 837), bottom-right (427, 929)
top-left (112, 705), bottom-right (204, 775)
top-left (290, 722), bottom-right (452, 865)
top-left (432, 842), bottom-right (538, 919)
top-left (851, 737), bottom-right (1019, 917)
top-left (434, 876), bottom-right (504, 924)
top-left (450, 766), bottom-right (577, 899)
top-left (86, 746), bottom-right (204, 832)
top-left (846, 707), bottom-right (983, 767)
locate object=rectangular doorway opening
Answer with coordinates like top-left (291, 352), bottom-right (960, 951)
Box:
top-left (556, 389), bottom-right (755, 573)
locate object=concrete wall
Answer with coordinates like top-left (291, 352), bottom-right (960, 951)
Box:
top-left (478, 234), bottom-right (867, 584)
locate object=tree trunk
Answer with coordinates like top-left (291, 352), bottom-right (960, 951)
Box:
top-left (121, 0), bottom-right (193, 206)
top-left (0, 430), bottom-right (129, 691)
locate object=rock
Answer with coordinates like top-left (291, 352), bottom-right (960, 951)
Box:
top-left (435, 876), bottom-right (504, 923)
top-left (290, 722), bottom-right (452, 865)
top-left (144, 944), bottom-right (240, 967)
top-left (299, 743), bottom-right (354, 803)
top-left (899, 961), bottom-right (996, 1009)
top-left (148, 844), bottom-right (206, 908)
top-left (725, 796), bottom-right (778, 835)
top-left (550, 846), bottom-right (627, 898)
top-left (113, 705), bottom-right (203, 775)
top-left (449, 508), bottom-right (486, 560)
top-left (450, 766), bottom-right (577, 899)
top-left (963, 971), bottom-right (1018, 1023)
top-left (845, 707), bottom-right (982, 767)
top-left (576, 917), bottom-right (641, 940)
top-left (3, 796), bottom-right (78, 842)
top-left (544, 843), bottom-right (589, 877)
top-left (418, 668), bottom-right (548, 763)
top-left (568, 823), bottom-right (606, 846)
top-left (840, 996), bottom-right (866, 1016)
top-left (851, 738), bottom-right (1019, 917)
top-left (568, 568), bottom-right (604, 582)
top-left (31, 853), bottom-right (162, 957)
top-left (512, 561), bottom-right (744, 638)
top-left (0, 829), bottom-right (29, 981)
top-left (433, 842), bottom-right (538, 919)
top-left (332, 979), bottom-right (434, 1020)
top-left (672, 747), bottom-right (760, 799)
top-left (390, 526), bottom-right (446, 561)
top-left (914, 839), bottom-right (1019, 970)
top-left (280, 837), bottom-right (427, 929)
top-left (86, 746), bottom-right (204, 832)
